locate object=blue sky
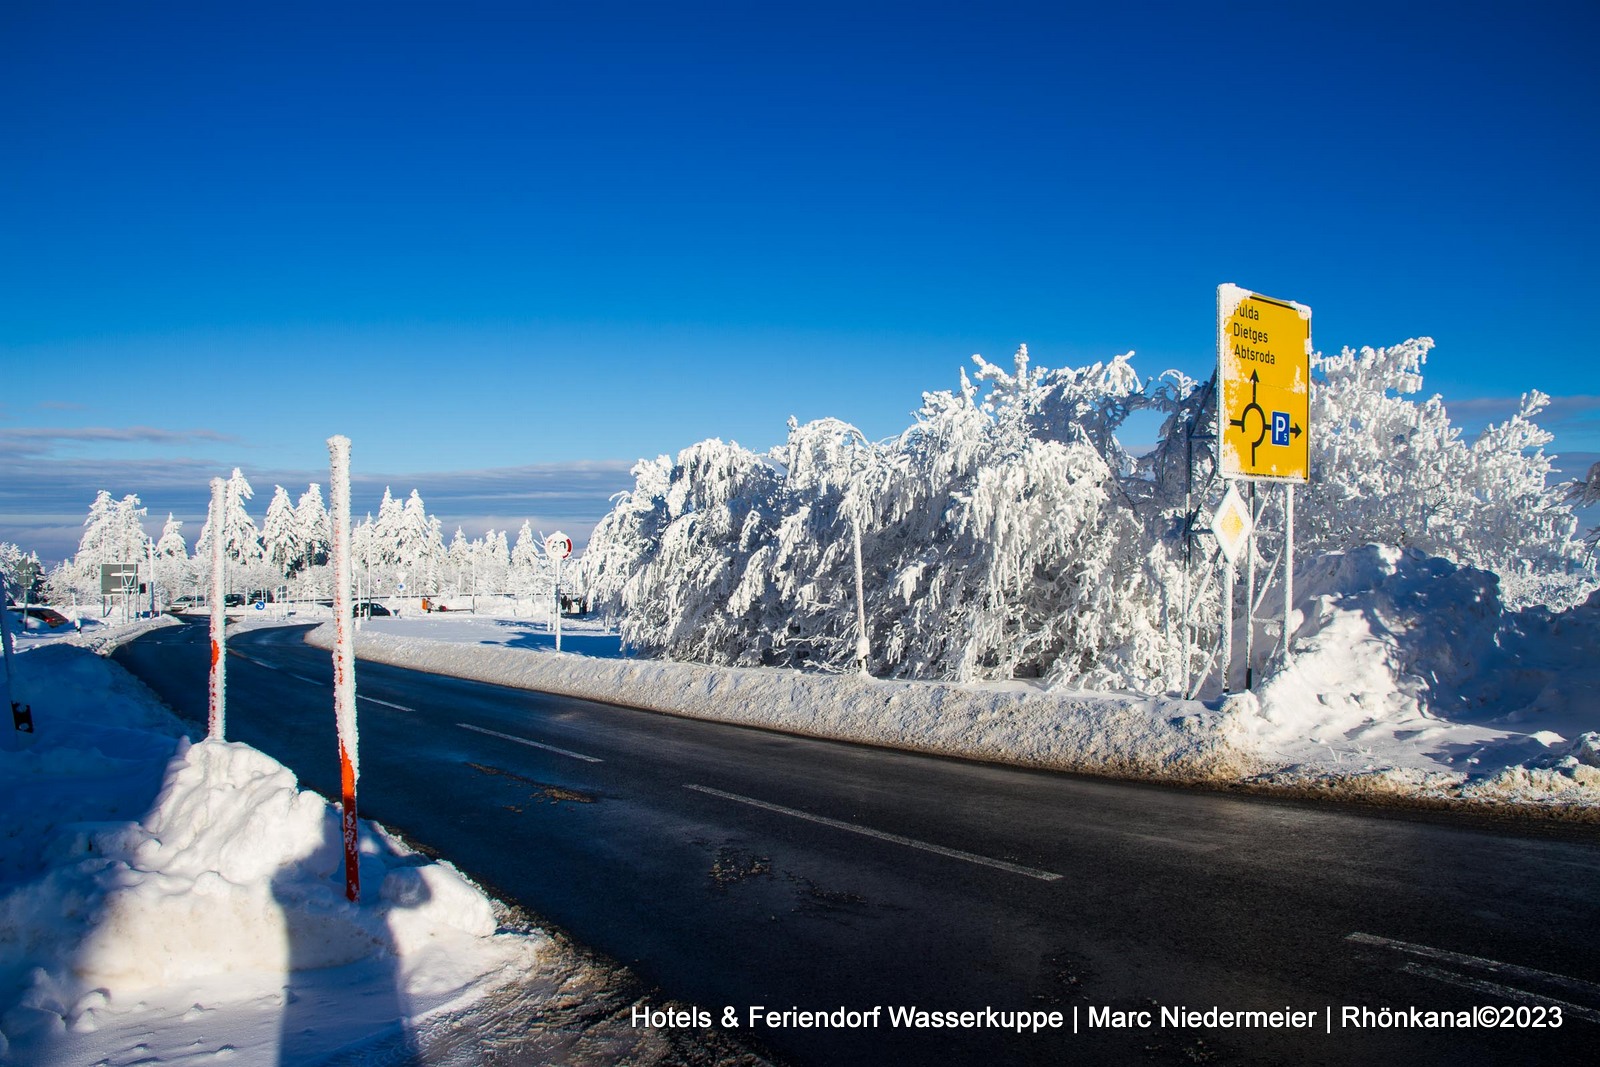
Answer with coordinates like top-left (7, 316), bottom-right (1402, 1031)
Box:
top-left (3, 1), bottom-right (1597, 560)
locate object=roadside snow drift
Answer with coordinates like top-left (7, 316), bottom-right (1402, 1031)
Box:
top-left (311, 546), bottom-right (1600, 814)
top-left (1234, 544), bottom-right (1600, 806)
top-left (308, 617), bottom-right (1250, 781)
top-left (0, 638), bottom-right (538, 1065)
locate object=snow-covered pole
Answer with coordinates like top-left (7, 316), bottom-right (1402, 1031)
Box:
top-left (1220, 512), bottom-right (1235, 698)
top-left (1244, 483), bottom-right (1257, 691)
top-left (1283, 483), bottom-right (1295, 667)
top-left (847, 428), bottom-right (871, 676)
top-left (207, 476), bottom-right (226, 740)
top-left (328, 435), bottom-right (360, 904)
top-left (1, 564), bottom-right (19, 741)
top-left (543, 531), bottom-right (572, 652)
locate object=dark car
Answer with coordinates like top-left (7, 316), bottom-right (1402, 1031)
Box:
top-left (353, 601), bottom-right (391, 618)
top-left (223, 593), bottom-right (245, 607)
top-left (13, 606), bottom-right (71, 628)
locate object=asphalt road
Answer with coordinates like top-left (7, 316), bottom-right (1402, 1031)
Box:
top-left (114, 620), bottom-right (1600, 1066)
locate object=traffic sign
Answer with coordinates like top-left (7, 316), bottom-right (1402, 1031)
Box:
top-left (1210, 483), bottom-right (1254, 565)
top-left (100, 562), bottom-right (140, 594)
top-left (1217, 284), bottom-right (1311, 482)
top-left (544, 532), bottom-right (572, 560)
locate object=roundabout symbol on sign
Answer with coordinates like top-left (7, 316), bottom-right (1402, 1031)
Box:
top-left (1227, 370), bottom-right (1301, 468)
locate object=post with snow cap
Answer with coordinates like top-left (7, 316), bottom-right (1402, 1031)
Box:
top-left (544, 531), bottom-right (572, 652)
top-left (845, 427), bottom-right (872, 676)
top-left (208, 476), bottom-right (227, 740)
top-left (328, 435), bottom-right (360, 903)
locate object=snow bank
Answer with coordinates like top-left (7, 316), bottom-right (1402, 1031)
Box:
top-left (306, 617), bottom-right (1251, 781)
top-left (1235, 544), bottom-right (1600, 809)
top-left (0, 639), bottom-right (539, 1065)
top-left (310, 570), bottom-right (1600, 815)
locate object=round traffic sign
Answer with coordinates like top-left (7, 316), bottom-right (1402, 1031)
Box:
top-left (544, 532), bottom-right (572, 560)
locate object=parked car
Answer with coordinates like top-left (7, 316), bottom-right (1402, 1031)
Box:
top-left (353, 601), bottom-right (391, 618)
top-left (12, 606), bottom-right (71, 628)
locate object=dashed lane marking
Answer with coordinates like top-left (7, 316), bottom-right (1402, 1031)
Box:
top-left (457, 722), bottom-right (604, 764)
top-left (229, 649), bottom-right (413, 711)
top-left (684, 783), bottom-right (1062, 882)
top-left (1349, 932), bottom-right (1600, 1025)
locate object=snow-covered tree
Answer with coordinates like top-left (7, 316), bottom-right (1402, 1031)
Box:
top-left (152, 514), bottom-right (190, 604)
top-left (260, 485), bottom-right (303, 577)
top-left (477, 529), bottom-right (510, 596)
top-left (508, 520), bottom-right (548, 601)
top-left (295, 483), bottom-right (331, 571)
top-left (1298, 339), bottom-right (1578, 575)
top-left (196, 468), bottom-right (263, 567)
top-left (582, 338), bottom-right (1587, 688)
top-left (447, 527), bottom-right (473, 595)
top-left (1, 542), bottom-right (44, 605)
top-left (395, 489), bottom-right (443, 592)
top-left (371, 488), bottom-right (404, 569)
top-left (48, 491), bottom-right (152, 603)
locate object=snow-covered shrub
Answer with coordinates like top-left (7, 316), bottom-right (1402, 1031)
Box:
top-left (582, 337), bottom-right (1587, 688)
top-left (584, 356), bottom-right (1179, 687)
top-left (1298, 339), bottom-right (1580, 579)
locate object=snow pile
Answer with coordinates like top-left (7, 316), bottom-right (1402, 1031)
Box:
top-left (307, 618), bottom-right (1251, 781)
top-left (0, 641), bottom-right (539, 1065)
top-left (1236, 544), bottom-right (1600, 807)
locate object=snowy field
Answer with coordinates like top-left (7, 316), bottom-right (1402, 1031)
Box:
top-left (311, 546), bottom-right (1600, 815)
top-left (0, 618), bottom-right (738, 1065)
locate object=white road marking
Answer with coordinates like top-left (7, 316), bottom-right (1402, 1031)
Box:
top-left (360, 694), bottom-right (414, 712)
top-left (1399, 963), bottom-right (1600, 1025)
top-left (1347, 932), bottom-right (1600, 1001)
top-left (684, 783), bottom-right (1062, 882)
top-left (457, 722), bottom-right (604, 763)
top-left (230, 649), bottom-right (412, 710)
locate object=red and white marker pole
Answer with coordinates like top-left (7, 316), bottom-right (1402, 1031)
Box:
top-left (208, 476), bottom-right (226, 740)
top-left (328, 435), bottom-right (360, 903)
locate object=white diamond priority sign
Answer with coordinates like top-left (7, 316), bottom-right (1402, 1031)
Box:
top-left (1211, 483), bottom-right (1254, 565)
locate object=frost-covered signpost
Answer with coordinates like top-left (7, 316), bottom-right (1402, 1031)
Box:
top-left (328, 435), bottom-right (360, 903)
top-left (207, 477), bottom-right (226, 739)
top-left (544, 532), bottom-right (572, 652)
top-left (845, 428), bottom-right (872, 676)
top-left (1216, 284), bottom-right (1312, 691)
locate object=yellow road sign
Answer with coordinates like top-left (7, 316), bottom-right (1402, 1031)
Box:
top-left (1217, 283), bottom-right (1311, 482)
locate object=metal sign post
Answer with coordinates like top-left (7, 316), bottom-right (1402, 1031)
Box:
top-left (1284, 483), bottom-right (1296, 666)
top-left (544, 532), bottom-right (572, 653)
top-left (1215, 283), bottom-right (1312, 691)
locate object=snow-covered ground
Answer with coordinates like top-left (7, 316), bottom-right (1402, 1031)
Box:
top-left (310, 615), bottom-right (1248, 781)
top-left (310, 546), bottom-right (1600, 814)
top-left (0, 619), bottom-right (695, 1065)
top-left (1235, 544), bottom-right (1600, 807)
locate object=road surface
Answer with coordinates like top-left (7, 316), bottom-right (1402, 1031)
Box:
top-left (114, 620), bottom-right (1600, 1065)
